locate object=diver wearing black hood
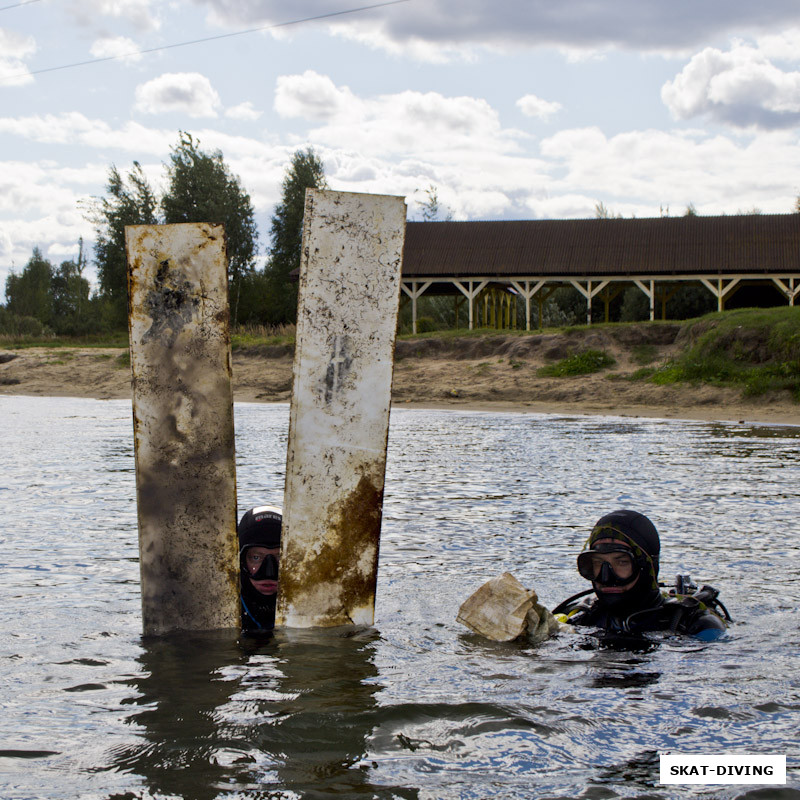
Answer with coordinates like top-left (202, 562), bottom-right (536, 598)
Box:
top-left (554, 510), bottom-right (727, 641)
top-left (238, 505), bottom-right (282, 632)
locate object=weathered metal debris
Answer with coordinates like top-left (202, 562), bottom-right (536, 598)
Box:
top-left (457, 573), bottom-right (563, 643)
top-left (276, 189), bottom-right (407, 628)
top-left (126, 222), bottom-right (239, 636)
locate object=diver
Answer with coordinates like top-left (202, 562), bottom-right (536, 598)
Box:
top-left (553, 509), bottom-right (729, 642)
top-left (238, 504), bottom-right (282, 632)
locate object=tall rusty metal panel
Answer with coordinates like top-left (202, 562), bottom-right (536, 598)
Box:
top-left (126, 223), bottom-right (239, 636)
top-left (276, 189), bottom-right (407, 628)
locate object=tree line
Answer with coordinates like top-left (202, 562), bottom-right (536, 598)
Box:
top-left (1, 133), bottom-right (326, 337)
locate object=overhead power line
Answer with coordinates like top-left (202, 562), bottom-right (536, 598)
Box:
top-left (1, 0), bottom-right (411, 82)
top-left (0, 0), bottom-right (42, 11)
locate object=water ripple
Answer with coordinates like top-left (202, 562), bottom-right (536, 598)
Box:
top-left (1, 397), bottom-right (799, 799)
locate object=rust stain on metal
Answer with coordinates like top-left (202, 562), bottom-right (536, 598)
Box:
top-left (126, 223), bottom-right (239, 636)
top-left (279, 474), bottom-right (383, 626)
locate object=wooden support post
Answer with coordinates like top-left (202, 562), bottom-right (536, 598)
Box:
top-left (634, 279), bottom-right (655, 321)
top-left (570, 280), bottom-right (609, 326)
top-left (400, 280), bottom-right (432, 335)
top-left (453, 280), bottom-right (488, 331)
top-left (587, 280), bottom-right (592, 325)
top-left (650, 280), bottom-right (655, 321)
top-left (700, 277), bottom-right (740, 313)
top-left (277, 190), bottom-right (406, 629)
top-left (126, 223), bottom-right (239, 636)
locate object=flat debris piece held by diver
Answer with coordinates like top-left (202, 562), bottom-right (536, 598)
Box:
top-left (457, 572), bottom-right (562, 643)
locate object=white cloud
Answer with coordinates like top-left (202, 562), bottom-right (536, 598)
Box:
top-left (662, 41), bottom-right (800, 129)
top-left (0, 28), bottom-right (36, 87)
top-left (0, 112), bottom-right (176, 156)
top-left (0, 160), bottom-right (103, 284)
top-left (89, 36), bottom-right (143, 63)
top-left (224, 101), bottom-right (262, 121)
top-left (274, 70), bottom-right (357, 120)
top-left (192, 0), bottom-right (800, 57)
top-left (755, 27), bottom-right (800, 62)
top-left (517, 94), bottom-right (563, 120)
top-left (538, 126), bottom-right (800, 215)
top-left (134, 72), bottom-right (221, 118)
top-left (328, 21), bottom-right (475, 64)
top-left (67, 0), bottom-right (161, 32)
top-left (274, 72), bottom-right (528, 160)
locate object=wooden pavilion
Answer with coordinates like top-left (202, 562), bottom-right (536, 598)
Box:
top-left (400, 214), bottom-right (800, 332)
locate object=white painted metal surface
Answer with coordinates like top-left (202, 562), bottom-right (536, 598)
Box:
top-left (277, 189), bottom-right (407, 628)
top-left (126, 223), bottom-right (239, 635)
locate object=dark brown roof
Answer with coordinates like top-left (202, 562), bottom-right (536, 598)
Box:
top-left (402, 214), bottom-right (800, 278)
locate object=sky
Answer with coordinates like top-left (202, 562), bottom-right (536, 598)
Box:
top-left (4, 0), bottom-right (800, 290)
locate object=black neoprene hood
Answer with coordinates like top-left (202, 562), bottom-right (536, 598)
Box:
top-left (238, 505), bottom-right (282, 551)
top-left (589, 509), bottom-right (661, 576)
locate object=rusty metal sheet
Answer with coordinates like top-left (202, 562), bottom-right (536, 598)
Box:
top-left (276, 189), bottom-right (407, 628)
top-left (126, 223), bottom-right (239, 636)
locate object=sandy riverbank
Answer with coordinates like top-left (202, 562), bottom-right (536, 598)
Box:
top-left (1, 329), bottom-right (799, 426)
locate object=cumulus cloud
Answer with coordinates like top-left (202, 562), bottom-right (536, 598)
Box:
top-left (0, 112), bottom-right (174, 154)
top-left (0, 160), bottom-right (103, 286)
top-left (134, 72), bottom-right (221, 118)
top-left (517, 94), bottom-right (563, 120)
top-left (67, 0), bottom-right (161, 32)
top-left (756, 27), bottom-right (800, 62)
top-left (192, 0), bottom-right (800, 56)
top-left (537, 126), bottom-right (800, 215)
top-left (89, 35), bottom-right (143, 63)
top-left (225, 101), bottom-right (262, 120)
top-left (662, 42), bottom-right (800, 129)
top-left (273, 71), bottom-right (528, 159)
top-left (274, 70), bottom-right (356, 120)
top-left (0, 28), bottom-right (36, 87)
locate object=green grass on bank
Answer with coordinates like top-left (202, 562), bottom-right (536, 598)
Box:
top-left (538, 349), bottom-right (616, 376)
top-left (230, 324), bottom-right (296, 350)
top-left (3, 307), bottom-right (799, 401)
top-left (0, 330), bottom-right (130, 349)
top-left (626, 307), bottom-right (800, 400)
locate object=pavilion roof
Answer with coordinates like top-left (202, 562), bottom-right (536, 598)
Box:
top-left (401, 214), bottom-right (800, 278)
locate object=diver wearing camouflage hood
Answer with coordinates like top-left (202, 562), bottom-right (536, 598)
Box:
top-left (238, 505), bottom-right (282, 632)
top-left (554, 510), bottom-right (728, 641)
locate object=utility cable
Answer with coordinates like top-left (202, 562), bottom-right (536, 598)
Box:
top-left (1, 0), bottom-right (411, 83)
top-left (0, 0), bottom-right (42, 11)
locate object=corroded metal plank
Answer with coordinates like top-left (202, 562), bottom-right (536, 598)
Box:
top-left (126, 223), bottom-right (239, 636)
top-left (276, 189), bottom-right (407, 628)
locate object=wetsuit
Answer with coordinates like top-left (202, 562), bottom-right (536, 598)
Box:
top-left (237, 504), bottom-right (282, 634)
top-left (558, 592), bottom-right (727, 641)
top-left (561, 509), bottom-right (728, 642)
top-left (241, 582), bottom-right (276, 632)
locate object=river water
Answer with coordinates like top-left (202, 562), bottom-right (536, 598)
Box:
top-left (1, 395), bottom-right (799, 800)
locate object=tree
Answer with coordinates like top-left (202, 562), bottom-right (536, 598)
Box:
top-left (264, 147), bottom-right (328, 324)
top-left (594, 201), bottom-right (623, 219)
top-left (92, 161), bottom-right (158, 328)
top-left (419, 184), bottom-right (452, 222)
top-left (5, 247), bottom-right (54, 325)
top-left (51, 239), bottom-right (93, 334)
top-left (161, 132), bottom-right (258, 324)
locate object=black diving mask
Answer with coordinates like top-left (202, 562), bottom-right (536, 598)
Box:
top-left (577, 544), bottom-right (639, 587)
top-left (243, 549), bottom-right (279, 581)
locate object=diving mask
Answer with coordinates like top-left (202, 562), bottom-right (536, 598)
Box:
top-left (577, 543), bottom-right (639, 587)
top-left (244, 549), bottom-right (279, 581)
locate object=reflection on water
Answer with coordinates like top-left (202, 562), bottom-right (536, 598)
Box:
top-left (1, 396), bottom-right (799, 799)
top-left (106, 628), bottom-right (405, 799)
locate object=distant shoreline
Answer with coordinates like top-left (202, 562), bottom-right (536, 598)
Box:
top-left (2, 340), bottom-right (799, 427)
